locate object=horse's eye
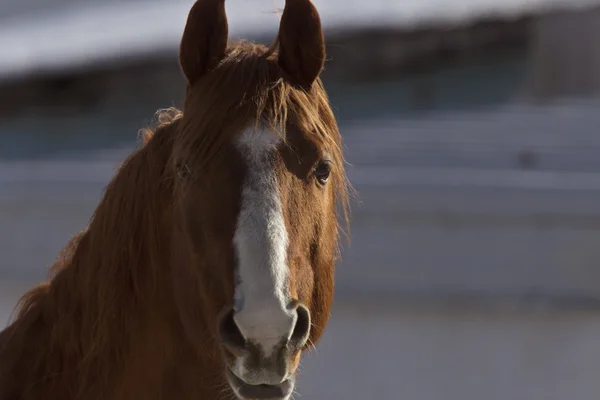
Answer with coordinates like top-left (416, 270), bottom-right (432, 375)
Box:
top-left (314, 160), bottom-right (332, 184)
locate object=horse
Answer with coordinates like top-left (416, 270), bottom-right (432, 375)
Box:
top-left (0, 0), bottom-right (350, 399)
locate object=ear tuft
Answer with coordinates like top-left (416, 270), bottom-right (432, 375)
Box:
top-left (277, 0), bottom-right (326, 90)
top-left (179, 0), bottom-right (229, 85)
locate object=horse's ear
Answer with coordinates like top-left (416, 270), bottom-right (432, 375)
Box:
top-left (277, 0), bottom-right (326, 90)
top-left (179, 0), bottom-right (228, 85)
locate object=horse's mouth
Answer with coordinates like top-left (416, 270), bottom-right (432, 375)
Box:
top-left (226, 368), bottom-right (294, 400)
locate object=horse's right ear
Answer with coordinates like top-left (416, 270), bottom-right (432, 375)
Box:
top-left (179, 0), bottom-right (228, 85)
top-left (277, 0), bottom-right (326, 90)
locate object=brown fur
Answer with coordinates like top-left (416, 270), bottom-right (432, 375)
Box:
top-left (0, 1), bottom-right (350, 399)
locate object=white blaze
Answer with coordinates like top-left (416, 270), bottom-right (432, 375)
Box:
top-left (232, 125), bottom-right (296, 356)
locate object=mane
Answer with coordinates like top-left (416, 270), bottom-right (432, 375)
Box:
top-left (1, 114), bottom-right (183, 397)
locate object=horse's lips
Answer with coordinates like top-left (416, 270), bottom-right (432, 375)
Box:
top-left (226, 369), bottom-right (294, 400)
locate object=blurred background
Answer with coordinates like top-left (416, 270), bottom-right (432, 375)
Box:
top-left (2, 0), bottom-right (600, 398)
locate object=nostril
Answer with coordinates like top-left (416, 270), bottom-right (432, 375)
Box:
top-left (290, 303), bottom-right (311, 349)
top-left (218, 307), bottom-right (247, 352)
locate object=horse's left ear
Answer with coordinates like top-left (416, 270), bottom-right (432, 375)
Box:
top-left (179, 0), bottom-right (229, 85)
top-left (277, 0), bottom-right (326, 90)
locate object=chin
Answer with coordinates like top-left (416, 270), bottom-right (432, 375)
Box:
top-left (226, 369), bottom-right (295, 400)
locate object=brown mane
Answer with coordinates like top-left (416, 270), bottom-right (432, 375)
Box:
top-left (0, 37), bottom-right (350, 399)
top-left (0, 115), bottom-right (183, 398)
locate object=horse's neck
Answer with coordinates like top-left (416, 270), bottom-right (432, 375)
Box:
top-left (1, 121), bottom-right (230, 398)
top-left (0, 282), bottom-right (83, 399)
top-left (0, 265), bottom-right (222, 399)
